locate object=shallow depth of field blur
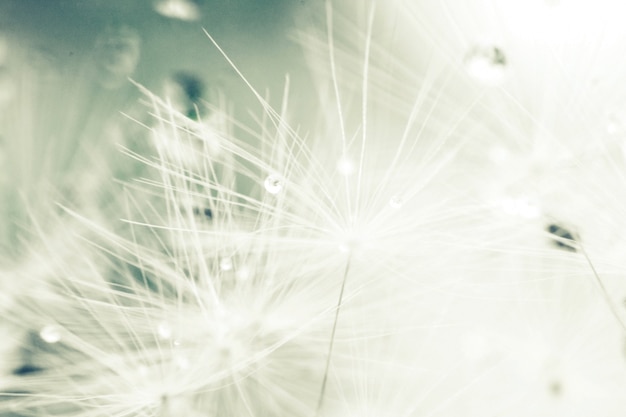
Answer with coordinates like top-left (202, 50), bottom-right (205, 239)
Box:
top-left (2, 1), bottom-right (626, 416)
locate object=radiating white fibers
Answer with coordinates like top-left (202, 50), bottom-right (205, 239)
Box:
top-left (3, 0), bottom-right (626, 416)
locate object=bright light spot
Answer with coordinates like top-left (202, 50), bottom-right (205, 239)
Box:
top-left (264, 174), bottom-right (284, 194)
top-left (499, 196), bottom-right (542, 219)
top-left (337, 157), bottom-right (355, 176)
top-left (40, 325), bottom-right (62, 344)
top-left (607, 114), bottom-right (623, 135)
top-left (157, 323), bottom-right (172, 340)
top-left (464, 44), bottom-right (506, 85)
top-left (175, 355), bottom-right (190, 370)
top-left (389, 195), bottom-right (404, 209)
top-left (235, 265), bottom-right (251, 281)
top-left (219, 257), bottom-right (233, 271)
top-left (154, 0), bottom-right (201, 21)
top-left (488, 146), bottom-right (511, 165)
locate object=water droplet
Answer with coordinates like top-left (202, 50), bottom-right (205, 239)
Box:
top-left (264, 174), bottom-right (283, 194)
top-left (220, 257), bottom-right (233, 271)
top-left (235, 265), bottom-right (251, 281)
top-left (337, 157), bottom-right (355, 176)
top-left (157, 322), bottom-right (172, 340)
top-left (175, 355), bottom-right (190, 370)
top-left (389, 195), bottom-right (404, 209)
top-left (39, 325), bottom-right (62, 344)
top-left (607, 113), bottom-right (623, 135)
top-left (498, 196), bottom-right (541, 219)
top-left (464, 44), bottom-right (507, 85)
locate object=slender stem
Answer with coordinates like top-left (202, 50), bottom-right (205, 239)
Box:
top-left (577, 239), bottom-right (626, 333)
top-left (314, 257), bottom-right (352, 416)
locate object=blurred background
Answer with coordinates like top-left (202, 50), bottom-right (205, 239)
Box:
top-left (0, 0), bottom-right (315, 255)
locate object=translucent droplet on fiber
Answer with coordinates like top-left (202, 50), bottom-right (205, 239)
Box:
top-left (464, 44), bottom-right (506, 85)
top-left (389, 195), bottom-right (404, 209)
top-left (157, 322), bottom-right (172, 340)
top-left (337, 157), bottom-right (355, 176)
top-left (220, 257), bottom-right (233, 271)
top-left (264, 174), bottom-right (283, 194)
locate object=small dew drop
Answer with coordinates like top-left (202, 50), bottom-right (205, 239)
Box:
top-left (264, 174), bottom-right (283, 194)
top-left (39, 325), bottom-right (62, 344)
top-left (175, 355), bottom-right (190, 370)
top-left (220, 257), bottom-right (233, 271)
top-left (607, 114), bottom-right (623, 135)
top-left (236, 265), bottom-right (251, 281)
top-left (464, 44), bottom-right (507, 85)
top-left (157, 323), bottom-right (172, 340)
top-left (499, 196), bottom-right (541, 219)
top-left (337, 157), bottom-right (355, 176)
top-left (389, 195), bottom-right (404, 209)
